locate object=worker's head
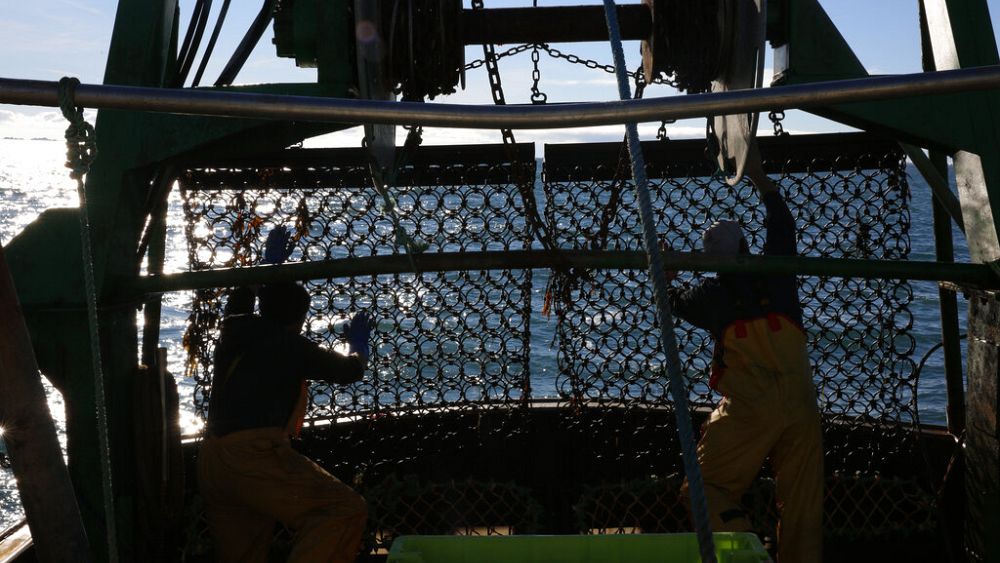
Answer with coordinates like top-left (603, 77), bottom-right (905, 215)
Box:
top-left (258, 282), bottom-right (310, 330)
top-left (702, 220), bottom-right (748, 255)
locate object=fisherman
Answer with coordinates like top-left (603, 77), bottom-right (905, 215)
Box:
top-left (668, 149), bottom-right (823, 562)
top-left (197, 226), bottom-right (371, 563)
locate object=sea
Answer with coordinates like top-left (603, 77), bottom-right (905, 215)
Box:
top-left (0, 137), bottom-right (971, 532)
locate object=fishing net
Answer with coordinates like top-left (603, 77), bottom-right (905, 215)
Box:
top-left (176, 132), bottom-right (922, 552)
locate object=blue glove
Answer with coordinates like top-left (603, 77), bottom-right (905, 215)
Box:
top-left (262, 226), bottom-right (293, 265)
top-left (346, 313), bottom-right (371, 361)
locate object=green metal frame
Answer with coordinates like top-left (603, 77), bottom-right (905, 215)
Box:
top-left (772, 0), bottom-right (1000, 261)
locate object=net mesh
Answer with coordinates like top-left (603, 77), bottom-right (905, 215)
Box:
top-left (176, 133), bottom-right (924, 553)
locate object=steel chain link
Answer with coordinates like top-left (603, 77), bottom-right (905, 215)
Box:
top-left (540, 44), bottom-right (679, 87)
top-left (464, 43), bottom-right (679, 88)
top-left (530, 45), bottom-right (548, 104)
top-left (769, 110), bottom-right (789, 136)
top-left (657, 119), bottom-right (676, 141)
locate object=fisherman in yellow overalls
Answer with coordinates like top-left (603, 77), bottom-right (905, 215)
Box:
top-left (669, 156), bottom-right (823, 562)
top-left (197, 227), bottom-right (371, 563)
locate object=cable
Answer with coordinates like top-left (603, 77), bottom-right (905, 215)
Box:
top-left (174, 0), bottom-right (214, 87)
top-left (215, 0), bottom-right (277, 86)
top-left (192, 0), bottom-right (232, 87)
top-left (600, 3), bottom-right (717, 562)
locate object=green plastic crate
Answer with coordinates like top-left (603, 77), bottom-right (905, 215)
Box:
top-left (387, 533), bottom-right (772, 563)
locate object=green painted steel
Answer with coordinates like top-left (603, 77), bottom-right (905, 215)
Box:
top-left (132, 250), bottom-right (1000, 295)
top-left (273, 0), bottom-right (355, 85)
top-left (774, 0), bottom-right (1000, 256)
top-left (772, 0), bottom-right (987, 154)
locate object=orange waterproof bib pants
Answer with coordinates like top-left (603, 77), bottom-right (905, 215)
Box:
top-left (197, 428), bottom-right (367, 563)
top-left (686, 314), bottom-right (823, 562)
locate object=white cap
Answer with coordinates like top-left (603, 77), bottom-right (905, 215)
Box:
top-left (702, 220), bottom-right (745, 255)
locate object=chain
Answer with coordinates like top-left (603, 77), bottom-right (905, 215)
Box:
top-left (473, 1), bottom-right (515, 146)
top-left (462, 43), bottom-right (534, 72)
top-left (540, 44), bottom-right (677, 87)
top-left (657, 119), bottom-right (675, 141)
top-left (464, 43), bottom-right (678, 89)
top-left (769, 110), bottom-right (789, 137)
top-left (530, 45), bottom-right (547, 104)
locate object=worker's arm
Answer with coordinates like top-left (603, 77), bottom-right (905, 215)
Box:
top-left (662, 243), bottom-right (722, 331)
top-left (294, 312), bottom-right (370, 385)
top-left (296, 338), bottom-right (366, 385)
top-left (745, 150), bottom-right (797, 256)
top-left (667, 280), bottom-right (725, 332)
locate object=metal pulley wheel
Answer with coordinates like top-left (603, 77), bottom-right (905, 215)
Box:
top-left (709, 0), bottom-right (767, 186)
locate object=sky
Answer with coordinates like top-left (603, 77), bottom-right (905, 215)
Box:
top-left (2, 0), bottom-right (1000, 146)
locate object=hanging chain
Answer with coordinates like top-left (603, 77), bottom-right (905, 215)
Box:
top-left (657, 119), bottom-right (676, 141)
top-left (769, 109), bottom-right (789, 136)
top-left (463, 43), bottom-right (534, 72)
top-left (540, 44), bottom-right (677, 87)
top-left (474, 0), bottom-right (563, 318)
top-left (528, 0), bottom-right (547, 104)
top-left (463, 42), bottom-right (677, 89)
top-left (530, 45), bottom-right (548, 104)
top-left (472, 0), bottom-right (516, 146)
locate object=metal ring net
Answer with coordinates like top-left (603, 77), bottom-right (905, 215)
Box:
top-left (176, 132), bottom-right (923, 552)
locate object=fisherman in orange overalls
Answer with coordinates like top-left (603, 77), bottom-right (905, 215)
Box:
top-left (197, 226), bottom-right (370, 563)
top-left (669, 153), bottom-right (823, 562)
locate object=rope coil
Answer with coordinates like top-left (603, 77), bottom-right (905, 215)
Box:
top-left (57, 77), bottom-right (98, 180)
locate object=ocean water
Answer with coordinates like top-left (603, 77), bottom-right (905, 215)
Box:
top-left (0, 137), bottom-right (971, 532)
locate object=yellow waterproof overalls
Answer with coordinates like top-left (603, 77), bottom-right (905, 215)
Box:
top-left (198, 359), bottom-right (366, 563)
top-left (686, 311), bottom-right (823, 562)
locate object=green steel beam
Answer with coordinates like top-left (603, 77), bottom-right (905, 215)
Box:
top-left (133, 250), bottom-right (1000, 295)
top-left (900, 143), bottom-right (965, 233)
top-left (772, 0), bottom-right (979, 153)
top-left (922, 0), bottom-right (1000, 264)
top-left (774, 0), bottom-right (1000, 260)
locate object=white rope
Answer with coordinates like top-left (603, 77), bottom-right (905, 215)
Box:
top-left (598, 6), bottom-right (717, 562)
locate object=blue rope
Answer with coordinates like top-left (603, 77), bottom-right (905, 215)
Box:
top-left (58, 76), bottom-right (120, 563)
top-left (599, 5), bottom-right (717, 562)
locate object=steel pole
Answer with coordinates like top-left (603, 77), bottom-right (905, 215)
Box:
top-left (2, 66), bottom-right (1000, 128)
top-left (930, 151), bottom-right (968, 436)
top-left (132, 250), bottom-right (1000, 295)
